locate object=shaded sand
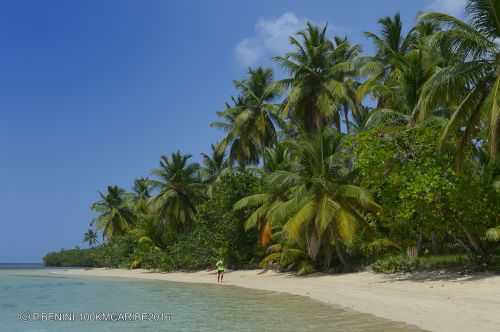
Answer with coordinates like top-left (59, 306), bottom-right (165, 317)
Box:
top-left (58, 268), bottom-right (500, 332)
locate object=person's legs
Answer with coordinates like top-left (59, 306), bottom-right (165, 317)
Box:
top-left (220, 271), bottom-right (224, 283)
top-left (217, 271), bottom-right (221, 283)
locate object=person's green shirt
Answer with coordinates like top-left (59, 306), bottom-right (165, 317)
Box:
top-left (216, 260), bottom-right (224, 272)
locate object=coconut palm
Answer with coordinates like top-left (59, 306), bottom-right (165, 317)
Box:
top-left (91, 186), bottom-right (135, 240)
top-left (360, 14), bottom-right (446, 111)
top-left (359, 19), bottom-right (453, 135)
top-left (130, 177), bottom-right (153, 219)
top-left (212, 67), bottom-right (281, 166)
top-left (349, 105), bottom-right (413, 133)
top-left (359, 13), bottom-right (415, 108)
top-left (262, 143), bottom-right (291, 173)
top-left (83, 229), bottom-right (98, 247)
top-left (200, 144), bottom-right (230, 182)
top-left (416, 0), bottom-right (500, 168)
top-left (133, 177), bottom-right (152, 202)
top-left (237, 129), bottom-right (380, 269)
top-left (365, 13), bottom-right (414, 65)
top-left (212, 96), bottom-right (260, 166)
top-left (200, 143), bottom-right (231, 197)
top-left (151, 151), bottom-right (204, 232)
top-left (270, 129), bottom-right (381, 270)
top-left (332, 36), bottom-right (362, 133)
top-left (234, 144), bottom-right (292, 248)
top-left (275, 23), bottom-right (360, 133)
top-left (233, 189), bottom-right (286, 248)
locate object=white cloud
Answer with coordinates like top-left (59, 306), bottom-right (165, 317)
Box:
top-left (235, 12), bottom-right (308, 67)
top-left (425, 0), bottom-right (467, 17)
top-left (235, 39), bottom-right (264, 68)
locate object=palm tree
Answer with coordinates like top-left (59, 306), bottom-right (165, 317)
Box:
top-left (237, 129), bottom-right (380, 270)
top-left (91, 186), bottom-right (135, 240)
top-left (417, 0), bottom-right (500, 168)
top-left (200, 143), bottom-right (230, 182)
top-left (83, 229), bottom-right (98, 247)
top-left (365, 13), bottom-right (414, 65)
top-left (361, 14), bottom-right (446, 110)
top-left (275, 23), bottom-right (360, 133)
top-left (212, 96), bottom-right (259, 166)
top-left (151, 151), bottom-right (204, 232)
top-left (131, 177), bottom-right (152, 218)
top-left (348, 105), bottom-right (372, 133)
top-left (234, 144), bottom-right (292, 248)
top-left (200, 143), bottom-right (231, 197)
top-left (233, 189), bottom-right (285, 248)
top-left (358, 16), bottom-right (453, 133)
top-left (360, 13), bottom-right (415, 109)
top-left (212, 67), bottom-right (281, 166)
top-left (133, 177), bottom-right (152, 201)
top-left (332, 36), bottom-right (362, 133)
top-left (262, 143), bottom-right (291, 173)
top-left (271, 129), bottom-right (380, 270)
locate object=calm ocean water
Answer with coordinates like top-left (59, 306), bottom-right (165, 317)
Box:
top-left (0, 266), bottom-right (426, 332)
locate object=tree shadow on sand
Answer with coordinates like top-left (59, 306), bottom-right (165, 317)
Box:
top-left (378, 270), bottom-right (499, 283)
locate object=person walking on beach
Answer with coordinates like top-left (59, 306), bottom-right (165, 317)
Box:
top-left (216, 259), bottom-right (225, 283)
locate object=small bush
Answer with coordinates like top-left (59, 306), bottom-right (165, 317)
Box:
top-left (297, 261), bottom-right (315, 275)
top-left (372, 255), bottom-right (419, 273)
top-left (372, 254), bottom-right (470, 273)
top-left (418, 255), bottom-right (469, 270)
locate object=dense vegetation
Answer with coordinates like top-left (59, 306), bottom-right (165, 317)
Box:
top-left (45, 1), bottom-right (500, 274)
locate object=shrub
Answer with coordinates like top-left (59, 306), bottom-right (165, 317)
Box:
top-left (372, 255), bottom-right (419, 273)
top-left (372, 254), bottom-right (470, 273)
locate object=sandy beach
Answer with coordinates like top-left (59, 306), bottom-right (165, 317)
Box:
top-left (57, 268), bottom-right (500, 332)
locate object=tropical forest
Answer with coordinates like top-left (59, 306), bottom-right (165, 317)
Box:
top-left (44, 0), bottom-right (500, 274)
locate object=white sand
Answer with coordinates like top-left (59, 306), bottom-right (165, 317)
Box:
top-left (57, 268), bottom-right (500, 332)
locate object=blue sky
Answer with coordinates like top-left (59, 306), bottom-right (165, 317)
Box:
top-left (0, 0), bottom-right (467, 262)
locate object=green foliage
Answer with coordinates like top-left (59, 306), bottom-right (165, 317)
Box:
top-left (362, 238), bottom-right (401, 259)
top-left (212, 67), bottom-right (281, 166)
top-left (486, 227), bottom-right (500, 242)
top-left (150, 170), bottom-right (260, 271)
top-left (191, 171), bottom-right (261, 268)
top-left (83, 229), bottom-right (98, 247)
top-left (275, 24), bottom-right (360, 133)
top-left (44, 235), bottom-right (136, 268)
top-left (45, 2), bottom-right (500, 275)
top-left (372, 255), bottom-right (470, 273)
top-left (151, 151), bottom-right (204, 234)
top-left (91, 186), bottom-right (135, 239)
top-left (43, 248), bottom-right (103, 267)
top-left (372, 255), bottom-right (420, 273)
top-left (347, 124), bottom-right (500, 257)
top-left (297, 261), bottom-right (315, 275)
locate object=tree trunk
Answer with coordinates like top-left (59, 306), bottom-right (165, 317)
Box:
top-left (344, 107), bottom-right (350, 134)
top-left (450, 233), bottom-right (473, 256)
top-left (335, 240), bottom-right (351, 272)
top-left (461, 225), bottom-right (484, 255)
top-left (431, 231), bottom-right (438, 255)
top-left (416, 229), bottom-right (423, 256)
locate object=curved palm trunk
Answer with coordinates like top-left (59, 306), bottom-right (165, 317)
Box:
top-left (343, 106), bottom-right (350, 134)
top-left (460, 224), bottom-right (484, 256)
top-left (333, 111), bottom-right (341, 133)
top-left (334, 239), bottom-right (352, 272)
top-left (306, 101), bottom-right (322, 133)
top-left (307, 231), bottom-right (321, 261)
top-left (259, 222), bottom-right (272, 247)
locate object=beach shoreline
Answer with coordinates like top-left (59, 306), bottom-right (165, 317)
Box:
top-left (56, 268), bottom-right (500, 332)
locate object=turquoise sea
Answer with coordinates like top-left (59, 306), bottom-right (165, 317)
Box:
top-left (0, 265), bottom-right (425, 332)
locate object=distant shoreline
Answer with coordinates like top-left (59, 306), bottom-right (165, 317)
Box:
top-left (55, 268), bottom-right (500, 332)
top-left (0, 262), bottom-right (44, 268)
